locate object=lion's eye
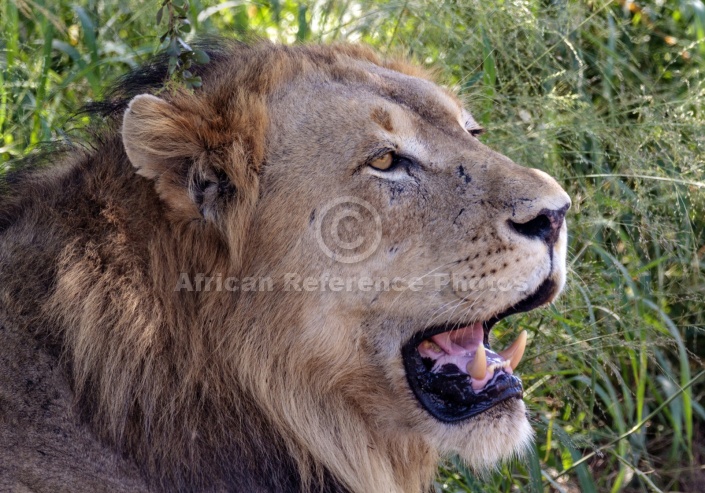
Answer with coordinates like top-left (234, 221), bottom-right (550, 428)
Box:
top-left (369, 152), bottom-right (394, 171)
top-left (468, 127), bottom-right (484, 137)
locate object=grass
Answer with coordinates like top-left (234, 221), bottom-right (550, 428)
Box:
top-left (2, 0), bottom-right (704, 491)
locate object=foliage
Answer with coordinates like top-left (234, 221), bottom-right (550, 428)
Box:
top-left (157, 0), bottom-right (210, 88)
top-left (1, 0), bottom-right (704, 491)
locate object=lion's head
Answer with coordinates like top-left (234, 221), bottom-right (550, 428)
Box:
top-left (2, 41), bottom-right (569, 492)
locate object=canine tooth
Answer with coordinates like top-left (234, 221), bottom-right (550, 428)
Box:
top-left (420, 340), bottom-right (442, 353)
top-left (468, 344), bottom-right (486, 380)
top-left (498, 330), bottom-right (528, 371)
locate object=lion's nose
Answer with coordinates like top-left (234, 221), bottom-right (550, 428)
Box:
top-left (508, 203), bottom-right (569, 246)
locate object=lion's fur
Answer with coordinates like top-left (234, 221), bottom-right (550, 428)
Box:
top-left (0, 41), bottom-right (569, 492)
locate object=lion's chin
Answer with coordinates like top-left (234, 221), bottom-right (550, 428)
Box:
top-left (431, 398), bottom-right (534, 473)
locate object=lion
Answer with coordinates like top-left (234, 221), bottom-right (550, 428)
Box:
top-left (0, 41), bottom-right (570, 492)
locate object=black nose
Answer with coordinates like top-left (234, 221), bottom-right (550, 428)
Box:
top-left (509, 204), bottom-right (569, 246)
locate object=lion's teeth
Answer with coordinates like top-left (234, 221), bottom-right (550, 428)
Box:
top-left (420, 340), bottom-right (442, 353)
top-left (467, 343), bottom-right (487, 380)
top-left (487, 360), bottom-right (511, 373)
top-left (498, 330), bottom-right (528, 371)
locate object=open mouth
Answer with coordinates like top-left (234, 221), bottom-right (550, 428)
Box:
top-left (402, 278), bottom-right (556, 422)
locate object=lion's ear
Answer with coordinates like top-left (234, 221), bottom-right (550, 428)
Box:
top-left (122, 94), bottom-right (201, 178)
top-left (121, 94), bottom-right (236, 222)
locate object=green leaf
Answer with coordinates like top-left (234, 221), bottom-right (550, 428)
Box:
top-left (73, 7), bottom-right (98, 66)
top-left (156, 6), bottom-right (164, 25)
top-left (193, 49), bottom-right (210, 64)
top-left (460, 71), bottom-right (483, 92)
top-left (297, 4), bottom-right (309, 42)
top-left (174, 6), bottom-right (186, 17)
top-left (526, 442), bottom-right (544, 493)
top-left (271, 0), bottom-right (282, 25)
top-left (167, 38), bottom-right (180, 57)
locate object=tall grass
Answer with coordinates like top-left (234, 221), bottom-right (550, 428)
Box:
top-left (2, 1), bottom-right (704, 491)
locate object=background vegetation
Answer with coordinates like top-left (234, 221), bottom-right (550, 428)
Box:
top-left (1, 0), bottom-right (704, 491)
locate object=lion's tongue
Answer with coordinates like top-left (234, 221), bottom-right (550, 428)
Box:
top-left (418, 323), bottom-right (527, 391)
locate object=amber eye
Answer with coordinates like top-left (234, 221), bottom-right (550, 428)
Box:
top-left (369, 152), bottom-right (394, 171)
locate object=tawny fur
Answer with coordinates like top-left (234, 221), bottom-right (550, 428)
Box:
top-left (0, 41), bottom-right (570, 492)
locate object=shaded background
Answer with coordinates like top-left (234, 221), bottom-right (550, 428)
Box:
top-left (1, 0), bottom-right (704, 491)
